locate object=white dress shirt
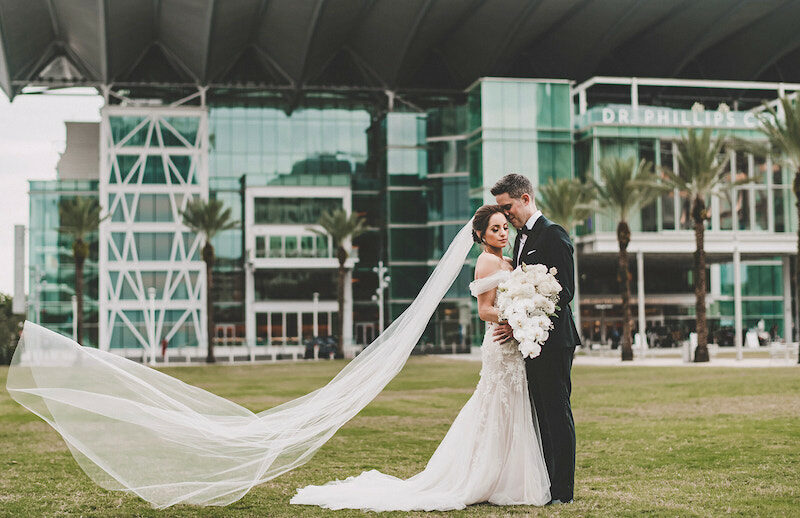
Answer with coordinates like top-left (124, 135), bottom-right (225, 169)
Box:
top-left (516, 210), bottom-right (542, 264)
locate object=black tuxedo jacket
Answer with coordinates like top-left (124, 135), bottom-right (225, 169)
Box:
top-left (513, 215), bottom-right (581, 349)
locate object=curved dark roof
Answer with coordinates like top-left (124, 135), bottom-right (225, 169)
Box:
top-left (1, 0), bottom-right (800, 99)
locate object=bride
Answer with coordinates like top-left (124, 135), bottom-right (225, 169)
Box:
top-left (6, 205), bottom-right (548, 510)
top-left (291, 204), bottom-right (551, 511)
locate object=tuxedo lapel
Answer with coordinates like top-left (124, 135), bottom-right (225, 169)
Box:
top-left (512, 228), bottom-right (522, 268)
top-left (518, 216), bottom-right (548, 265)
top-left (528, 215), bottom-right (547, 243)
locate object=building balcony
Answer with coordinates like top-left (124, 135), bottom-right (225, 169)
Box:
top-left (577, 230), bottom-right (796, 259)
top-left (251, 253), bottom-right (359, 270)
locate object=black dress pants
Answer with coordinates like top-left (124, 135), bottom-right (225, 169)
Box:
top-left (525, 345), bottom-right (576, 501)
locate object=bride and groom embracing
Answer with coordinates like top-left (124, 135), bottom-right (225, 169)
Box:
top-left (7, 174), bottom-right (580, 511)
top-left (292, 173), bottom-right (580, 511)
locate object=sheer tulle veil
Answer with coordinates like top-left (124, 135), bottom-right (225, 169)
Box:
top-left (6, 220), bottom-right (475, 508)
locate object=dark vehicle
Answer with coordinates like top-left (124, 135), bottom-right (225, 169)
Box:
top-left (715, 327), bottom-right (735, 348)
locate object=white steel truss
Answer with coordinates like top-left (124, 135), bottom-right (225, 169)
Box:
top-left (98, 106), bottom-right (209, 356)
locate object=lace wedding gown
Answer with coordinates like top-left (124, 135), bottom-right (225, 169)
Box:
top-left (291, 270), bottom-right (551, 511)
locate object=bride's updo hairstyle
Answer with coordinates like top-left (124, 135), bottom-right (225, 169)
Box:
top-left (472, 204), bottom-right (506, 244)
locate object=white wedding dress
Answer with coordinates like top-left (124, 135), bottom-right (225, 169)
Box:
top-left (291, 270), bottom-right (551, 511)
top-left (7, 221), bottom-right (549, 510)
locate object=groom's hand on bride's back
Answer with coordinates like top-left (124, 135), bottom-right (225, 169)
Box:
top-left (493, 322), bottom-right (513, 342)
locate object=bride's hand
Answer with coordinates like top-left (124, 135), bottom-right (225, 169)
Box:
top-left (492, 322), bottom-right (513, 342)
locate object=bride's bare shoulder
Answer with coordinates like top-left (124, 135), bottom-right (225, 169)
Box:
top-left (475, 253), bottom-right (506, 279)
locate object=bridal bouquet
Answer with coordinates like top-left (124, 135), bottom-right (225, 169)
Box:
top-left (496, 264), bottom-right (562, 359)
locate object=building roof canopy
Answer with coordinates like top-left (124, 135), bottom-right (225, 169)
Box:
top-left (2, 0), bottom-right (800, 99)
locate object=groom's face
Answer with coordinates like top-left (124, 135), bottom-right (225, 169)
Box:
top-left (495, 192), bottom-right (532, 230)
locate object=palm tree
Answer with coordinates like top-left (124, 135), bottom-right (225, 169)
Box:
top-left (537, 178), bottom-right (594, 232)
top-left (309, 209), bottom-right (367, 359)
top-left (181, 198), bottom-right (238, 363)
top-left (757, 96), bottom-right (800, 362)
top-left (590, 157), bottom-right (663, 361)
top-left (59, 197), bottom-right (106, 346)
top-left (537, 178), bottom-right (594, 341)
top-left (660, 129), bottom-right (749, 362)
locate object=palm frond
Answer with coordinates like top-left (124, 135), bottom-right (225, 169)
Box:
top-left (180, 198), bottom-right (239, 242)
top-left (537, 178), bottom-right (593, 231)
top-left (58, 197), bottom-right (107, 240)
top-left (661, 129), bottom-right (733, 200)
top-left (658, 129), bottom-right (755, 206)
top-left (591, 157), bottom-right (662, 222)
top-left (307, 209), bottom-right (367, 249)
top-left (757, 96), bottom-right (800, 170)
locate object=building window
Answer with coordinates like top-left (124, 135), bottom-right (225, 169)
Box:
top-left (253, 270), bottom-right (336, 301)
top-left (253, 197), bottom-right (342, 224)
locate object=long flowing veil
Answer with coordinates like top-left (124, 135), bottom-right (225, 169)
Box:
top-left (6, 220), bottom-right (475, 508)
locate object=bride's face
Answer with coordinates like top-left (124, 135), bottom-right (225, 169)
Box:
top-left (482, 213), bottom-right (509, 249)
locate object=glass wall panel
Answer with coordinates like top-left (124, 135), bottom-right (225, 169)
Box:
top-left (142, 156), bottom-right (166, 184)
top-left (134, 194), bottom-right (173, 222)
top-left (389, 228), bottom-right (427, 261)
top-left (736, 189), bottom-right (751, 230)
top-left (388, 191), bottom-right (426, 224)
top-left (660, 141), bottom-right (676, 230)
top-left (133, 233), bottom-right (173, 261)
top-left (253, 197), bottom-right (342, 224)
top-left (773, 187), bottom-right (789, 232)
top-left (254, 270), bottom-right (336, 300)
top-left (754, 190), bottom-right (768, 230)
top-left (110, 116), bottom-right (147, 146)
top-left (389, 265), bottom-right (429, 299)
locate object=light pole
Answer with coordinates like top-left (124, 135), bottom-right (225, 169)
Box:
top-left (37, 280), bottom-right (48, 325)
top-left (312, 292), bottom-right (319, 360)
top-left (371, 261), bottom-right (391, 334)
top-left (148, 287), bottom-right (157, 365)
top-left (71, 295), bottom-right (78, 341)
top-left (312, 291), bottom-right (319, 336)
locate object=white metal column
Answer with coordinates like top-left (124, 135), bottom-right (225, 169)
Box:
top-left (343, 269), bottom-right (354, 349)
top-left (637, 250), bottom-right (647, 351)
top-left (783, 255), bottom-right (793, 343)
top-left (572, 247), bottom-right (582, 344)
top-left (734, 250), bottom-right (743, 360)
top-left (245, 258), bottom-right (255, 348)
top-left (98, 105), bottom-right (208, 354)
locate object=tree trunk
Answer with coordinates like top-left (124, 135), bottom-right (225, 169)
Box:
top-left (74, 240), bottom-right (85, 346)
top-left (204, 243), bottom-right (216, 363)
top-left (336, 246), bottom-right (347, 359)
top-left (692, 197), bottom-right (709, 362)
top-left (794, 168), bottom-right (800, 363)
top-left (617, 221), bottom-right (633, 361)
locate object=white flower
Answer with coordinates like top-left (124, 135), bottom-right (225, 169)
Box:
top-left (495, 263), bottom-right (562, 360)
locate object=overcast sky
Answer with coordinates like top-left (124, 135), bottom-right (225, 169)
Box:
top-left (0, 88), bottom-right (103, 297)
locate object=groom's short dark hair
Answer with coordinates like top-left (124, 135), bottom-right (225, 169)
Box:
top-left (490, 174), bottom-right (534, 199)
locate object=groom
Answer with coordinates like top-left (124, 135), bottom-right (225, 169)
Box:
top-left (491, 173), bottom-right (580, 505)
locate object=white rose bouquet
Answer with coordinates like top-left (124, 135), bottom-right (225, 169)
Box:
top-left (495, 263), bottom-right (562, 359)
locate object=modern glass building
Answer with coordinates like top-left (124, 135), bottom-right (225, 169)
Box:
top-left (28, 178), bottom-right (99, 346)
top-left (26, 76), bottom-right (799, 357)
top-left (10, 1), bottom-right (800, 356)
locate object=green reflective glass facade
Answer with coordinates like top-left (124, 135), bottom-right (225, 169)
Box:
top-left (28, 180), bottom-right (100, 346)
top-left (209, 105), bottom-right (369, 184)
top-left (208, 101), bottom-right (378, 338)
top-left (715, 260), bottom-right (785, 335)
top-left (575, 101), bottom-right (795, 342)
top-left (467, 79), bottom-right (573, 207)
top-left (29, 79), bottom-right (799, 353)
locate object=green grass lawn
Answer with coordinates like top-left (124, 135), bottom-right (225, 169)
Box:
top-left (1, 358), bottom-right (798, 517)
